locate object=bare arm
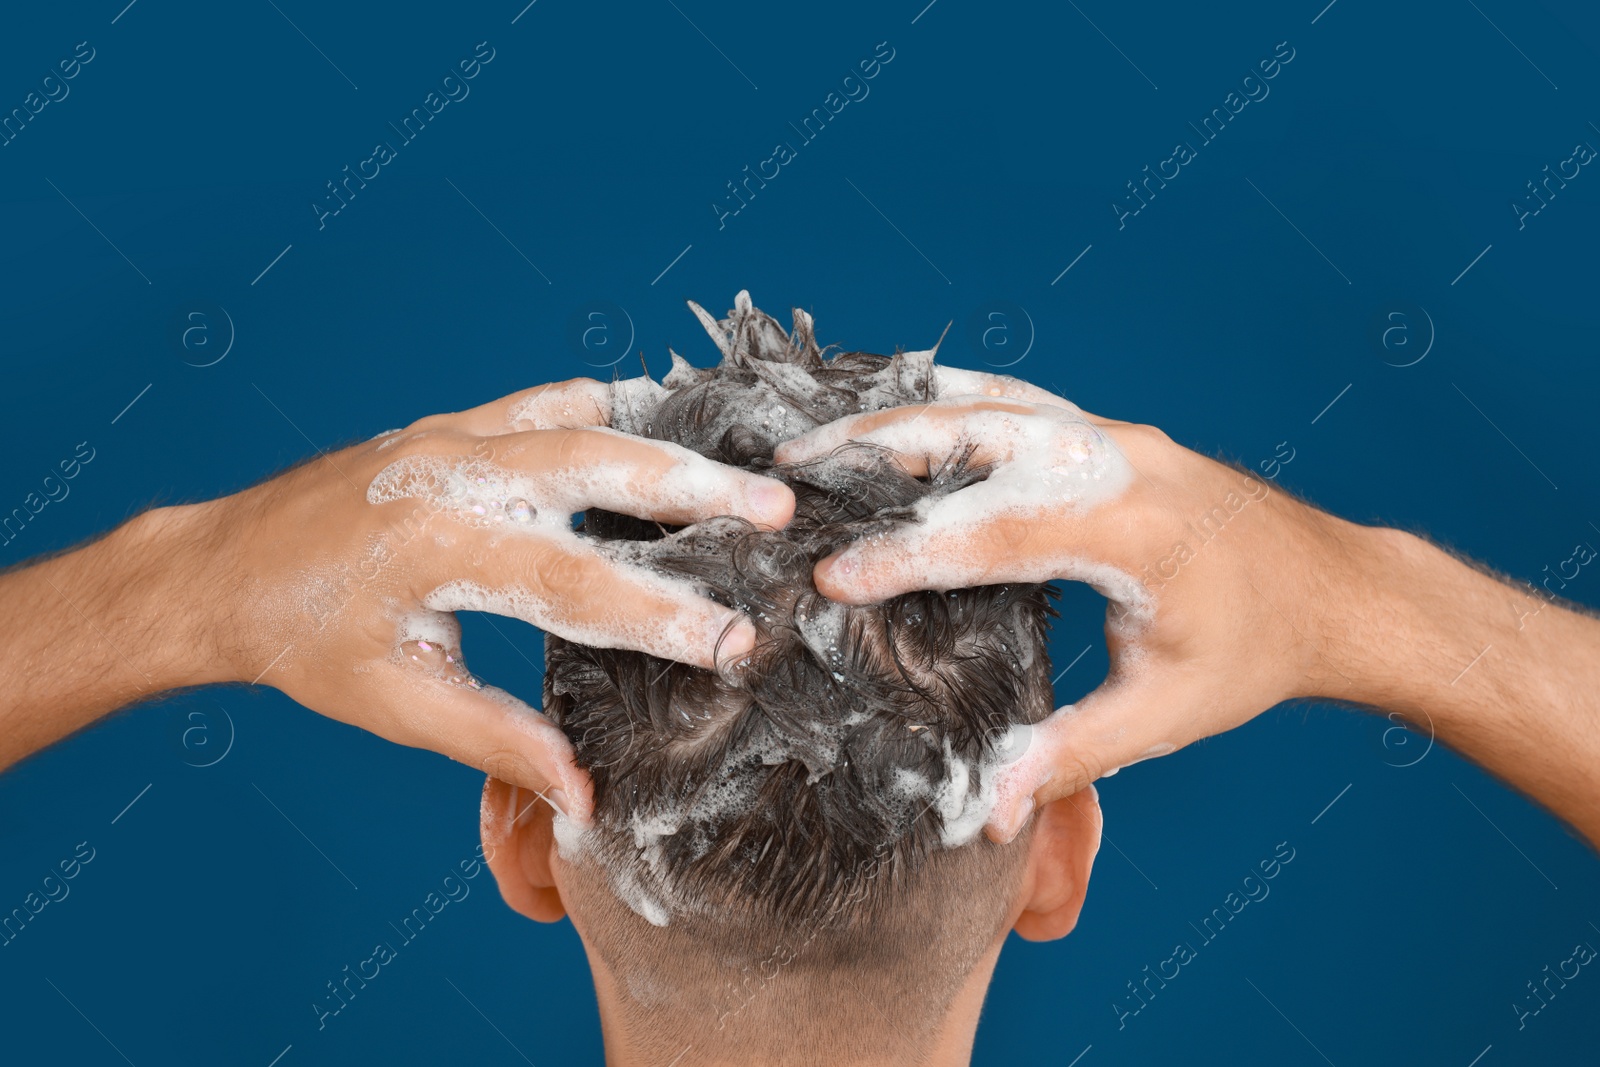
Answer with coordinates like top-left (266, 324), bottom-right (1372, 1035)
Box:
top-left (0, 378), bottom-right (795, 820)
top-left (775, 369), bottom-right (1600, 846)
top-left (2, 505), bottom-right (232, 766)
top-left (1322, 527), bottom-right (1600, 843)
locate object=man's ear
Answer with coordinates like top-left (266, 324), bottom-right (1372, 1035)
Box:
top-left (480, 776), bottom-right (567, 923)
top-left (1013, 784), bottom-right (1102, 942)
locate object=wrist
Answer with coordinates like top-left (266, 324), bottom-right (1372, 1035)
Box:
top-left (1298, 520), bottom-right (1453, 712)
top-left (107, 501), bottom-right (242, 691)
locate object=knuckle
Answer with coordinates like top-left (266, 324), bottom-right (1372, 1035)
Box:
top-left (400, 412), bottom-right (451, 435)
top-left (516, 379), bottom-right (607, 427)
top-left (392, 426), bottom-right (475, 458)
top-left (551, 427), bottom-right (601, 469)
top-left (479, 748), bottom-right (539, 788)
top-left (528, 545), bottom-right (597, 600)
top-left (989, 515), bottom-right (1043, 556)
top-left (1123, 422), bottom-right (1173, 449)
top-left (1057, 748), bottom-right (1104, 791)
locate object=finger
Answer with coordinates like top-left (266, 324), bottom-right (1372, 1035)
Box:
top-left (933, 366), bottom-right (1123, 426)
top-left (418, 538), bottom-right (758, 672)
top-left (773, 397), bottom-right (1042, 471)
top-left (812, 480), bottom-right (1138, 605)
top-left (407, 378), bottom-right (613, 437)
top-left (496, 427), bottom-right (796, 528)
top-left (369, 665), bottom-right (595, 825)
top-left (985, 677), bottom-right (1187, 843)
top-left (376, 426), bottom-right (796, 529)
top-left (502, 379), bottom-right (613, 431)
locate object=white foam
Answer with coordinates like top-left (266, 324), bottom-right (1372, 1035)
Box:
top-left (687, 769), bottom-right (766, 824)
top-left (631, 808), bottom-right (685, 853)
top-left (609, 375), bottom-right (670, 436)
top-left (933, 738), bottom-right (1001, 848)
top-left (891, 766), bottom-right (933, 803)
top-left (392, 609), bottom-right (460, 655)
top-left (795, 598), bottom-right (847, 662)
top-left (367, 456), bottom-right (558, 531)
top-left (551, 810), bottom-right (590, 859)
top-left (503, 377), bottom-right (615, 431)
top-left (609, 861), bottom-right (671, 927)
top-left (371, 432), bottom-right (770, 538)
top-left (933, 366), bottom-right (1083, 410)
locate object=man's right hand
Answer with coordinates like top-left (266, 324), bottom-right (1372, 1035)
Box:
top-left (212, 378), bottom-right (796, 820)
top-left (0, 378), bottom-right (795, 821)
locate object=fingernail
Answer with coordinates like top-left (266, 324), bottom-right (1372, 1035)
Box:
top-left (717, 619), bottom-right (757, 681)
top-left (546, 789), bottom-right (572, 818)
top-left (505, 785), bottom-right (521, 828)
top-left (727, 617), bottom-right (757, 654)
top-left (829, 553), bottom-right (855, 578)
top-left (1004, 796), bottom-right (1036, 842)
top-left (747, 479), bottom-right (792, 520)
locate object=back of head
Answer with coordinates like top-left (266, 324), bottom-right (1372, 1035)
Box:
top-left (544, 292), bottom-right (1057, 1062)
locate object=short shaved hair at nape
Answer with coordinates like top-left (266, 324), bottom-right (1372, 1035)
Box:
top-left (544, 292), bottom-right (1057, 1063)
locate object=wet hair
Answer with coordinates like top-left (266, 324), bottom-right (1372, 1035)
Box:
top-left (542, 294), bottom-right (1057, 1059)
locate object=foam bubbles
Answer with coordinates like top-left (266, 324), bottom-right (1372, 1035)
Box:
top-left (609, 375), bottom-right (669, 436)
top-left (551, 810), bottom-right (591, 860)
top-left (933, 738), bottom-right (1003, 848)
top-left (794, 598), bottom-right (848, 666)
top-left (367, 446), bottom-right (750, 674)
top-left (393, 609), bottom-right (460, 655)
top-left (891, 766), bottom-right (933, 803)
top-left (368, 456), bottom-right (559, 532)
top-left (933, 366), bottom-right (1083, 411)
top-left (609, 861), bottom-right (671, 927)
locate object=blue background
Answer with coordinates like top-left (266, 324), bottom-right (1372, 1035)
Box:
top-left (2, 1), bottom-right (1597, 1063)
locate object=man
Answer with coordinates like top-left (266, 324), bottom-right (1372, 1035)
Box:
top-left (479, 293), bottom-right (1600, 1064)
top-left (481, 292), bottom-right (1107, 1065)
top-left (6, 292), bottom-right (1596, 842)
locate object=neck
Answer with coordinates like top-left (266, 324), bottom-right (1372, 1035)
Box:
top-left (584, 936), bottom-right (1005, 1066)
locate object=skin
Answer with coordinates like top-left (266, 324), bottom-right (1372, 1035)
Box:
top-left (479, 775), bottom-right (1103, 1066)
top-left (773, 368), bottom-right (1600, 846)
top-left (0, 378), bottom-right (795, 820)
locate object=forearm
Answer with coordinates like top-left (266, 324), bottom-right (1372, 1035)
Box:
top-left (1321, 523), bottom-right (1600, 842)
top-left (0, 504), bottom-right (230, 769)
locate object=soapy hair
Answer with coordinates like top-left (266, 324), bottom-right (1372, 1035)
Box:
top-left (542, 293), bottom-right (1057, 1059)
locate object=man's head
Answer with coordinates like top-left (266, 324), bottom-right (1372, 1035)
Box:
top-left (482, 293), bottom-right (1102, 1065)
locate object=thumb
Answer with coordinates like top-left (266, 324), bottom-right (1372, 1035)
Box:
top-left (369, 665), bottom-right (594, 825)
top-left (986, 674), bottom-right (1188, 843)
